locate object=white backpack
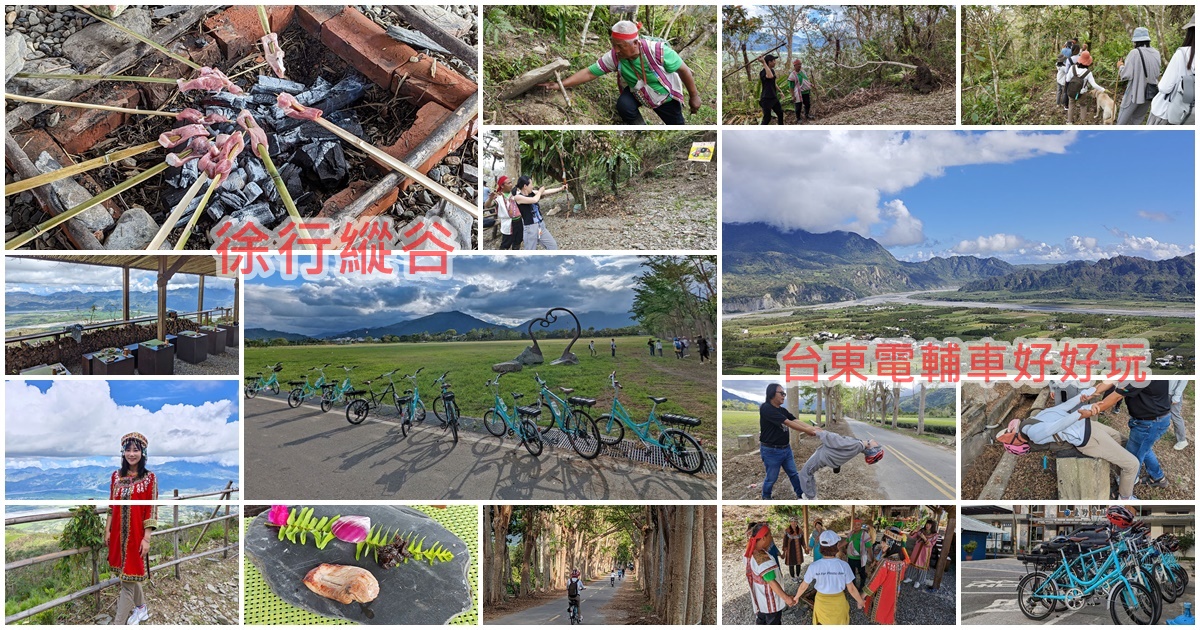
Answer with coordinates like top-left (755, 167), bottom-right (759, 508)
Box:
top-left (1164, 70), bottom-right (1194, 124)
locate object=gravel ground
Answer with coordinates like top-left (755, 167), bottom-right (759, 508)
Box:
top-left (174, 345), bottom-right (240, 376)
top-left (5, 5), bottom-right (93, 60)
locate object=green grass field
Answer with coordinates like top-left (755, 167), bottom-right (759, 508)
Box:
top-left (721, 410), bottom-right (955, 448)
top-left (246, 336), bottom-right (718, 447)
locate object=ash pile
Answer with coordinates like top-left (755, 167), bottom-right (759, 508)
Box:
top-left (160, 73), bottom-right (368, 235)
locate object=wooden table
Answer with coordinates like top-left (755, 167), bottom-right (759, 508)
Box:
top-left (200, 327), bottom-right (227, 355)
top-left (92, 351), bottom-right (135, 375)
top-left (19, 363), bottom-right (71, 375)
top-left (223, 323), bottom-right (239, 349)
top-left (175, 332), bottom-right (208, 364)
top-left (137, 340), bottom-right (175, 375)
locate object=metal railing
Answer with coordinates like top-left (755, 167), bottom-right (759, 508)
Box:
top-left (5, 307), bottom-right (232, 344)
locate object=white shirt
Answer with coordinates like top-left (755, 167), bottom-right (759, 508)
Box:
top-left (802, 557), bottom-right (856, 595)
top-left (1059, 63), bottom-right (1104, 94)
top-left (746, 555), bottom-right (784, 614)
top-left (1151, 47), bottom-right (1195, 118)
top-left (495, 193), bottom-right (513, 235)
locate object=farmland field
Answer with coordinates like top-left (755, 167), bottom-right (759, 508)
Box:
top-left (245, 336), bottom-right (718, 446)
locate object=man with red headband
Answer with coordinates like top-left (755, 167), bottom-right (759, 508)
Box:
top-left (745, 522), bottom-right (795, 624)
top-left (539, 20), bottom-right (702, 125)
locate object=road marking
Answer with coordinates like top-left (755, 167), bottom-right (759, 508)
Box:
top-left (883, 442), bottom-right (956, 498)
top-left (251, 394), bottom-right (404, 428)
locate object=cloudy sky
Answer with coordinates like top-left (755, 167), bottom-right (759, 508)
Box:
top-left (722, 130), bottom-right (1195, 263)
top-left (5, 380), bottom-right (240, 469)
top-left (247, 255), bottom-right (644, 336)
top-left (5, 257), bottom-right (235, 295)
top-left (723, 378), bottom-right (922, 403)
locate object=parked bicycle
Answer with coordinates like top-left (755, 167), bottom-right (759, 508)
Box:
top-left (287, 364), bottom-right (329, 408)
top-left (482, 373), bottom-right (543, 456)
top-left (244, 363), bottom-right (283, 398)
top-left (395, 368), bottom-right (428, 433)
top-left (345, 369), bottom-right (401, 426)
top-left (319, 365), bottom-right (358, 413)
top-left (433, 371), bottom-right (461, 443)
top-left (595, 371), bottom-right (704, 474)
top-left (532, 372), bottom-right (601, 460)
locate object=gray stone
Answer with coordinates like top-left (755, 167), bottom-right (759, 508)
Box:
top-left (61, 7), bottom-right (150, 70)
top-left (27, 13), bottom-right (39, 25)
top-left (5, 32), bottom-right (27, 82)
top-left (207, 583), bottom-right (219, 594)
top-left (512, 344), bottom-right (544, 366)
top-left (243, 181), bottom-right (264, 203)
top-left (8, 56), bottom-right (70, 95)
top-left (34, 151), bottom-right (115, 232)
top-left (104, 207), bottom-right (158, 250)
top-left (491, 361), bottom-right (524, 374)
top-left (460, 163), bottom-right (479, 184)
top-left (95, 614), bottom-right (112, 625)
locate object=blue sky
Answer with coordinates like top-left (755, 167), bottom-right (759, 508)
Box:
top-left (5, 257), bottom-right (235, 295)
top-left (5, 380), bottom-right (240, 469)
top-left (722, 130), bottom-right (1195, 263)
top-left (247, 254), bottom-right (644, 336)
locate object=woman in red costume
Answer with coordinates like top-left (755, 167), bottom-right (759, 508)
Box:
top-left (105, 432), bottom-right (158, 625)
top-left (904, 519), bottom-right (938, 591)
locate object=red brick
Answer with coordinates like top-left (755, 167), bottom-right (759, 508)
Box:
top-left (321, 7), bottom-right (415, 90)
top-left (380, 102), bottom-right (473, 191)
top-left (203, 5), bottom-right (295, 60)
top-left (319, 180), bottom-right (399, 220)
top-left (296, 5), bottom-right (343, 37)
top-left (390, 51), bottom-right (477, 111)
top-left (183, 36), bottom-right (224, 68)
top-left (10, 129), bottom-right (69, 167)
top-left (47, 85), bottom-right (141, 155)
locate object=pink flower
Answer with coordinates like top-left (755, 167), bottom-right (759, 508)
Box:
top-left (267, 505), bottom-right (290, 527)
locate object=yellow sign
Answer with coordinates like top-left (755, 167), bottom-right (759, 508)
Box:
top-left (688, 142), bottom-right (715, 162)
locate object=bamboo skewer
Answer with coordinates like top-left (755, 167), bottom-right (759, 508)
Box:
top-left (175, 175), bottom-right (223, 250)
top-left (310, 116), bottom-right (480, 219)
top-left (75, 5), bottom-right (200, 70)
top-left (256, 145), bottom-right (313, 247)
top-left (5, 161), bottom-right (175, 250)
top-left (4, 93), bottom-right (178, 117)
top-left (5, 141), bottom-right (161, 196)
top-left (147, 172), bottom-right (209, 250)
top-left (257, 5), bottom-right (272, 35)
top-left (15, 72), bottom-right (180, 84)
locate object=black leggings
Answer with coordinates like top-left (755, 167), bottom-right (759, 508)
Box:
top-left (794, 93), bottom-right (811, 120)
top-left (788, 563), bottom-right (801, 578)
top-left (760, 99), bottom-right (784, 125)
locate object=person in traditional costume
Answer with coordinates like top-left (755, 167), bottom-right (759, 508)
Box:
top-left (903, 519), bottom-right (938, 590)
top-left (105, 432), bottom-right (159, 625)
top-left (782, 517), bottom-right (808, 580)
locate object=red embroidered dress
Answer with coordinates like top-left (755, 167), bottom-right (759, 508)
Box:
top-left (108, 471), bottom-right (158, 582)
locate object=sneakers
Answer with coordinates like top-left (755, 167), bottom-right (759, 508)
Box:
top-left (913, 581), bottom-right (922, 590)
top-left (902, 577), bottom-right (913, 584)
top-left (832, 466), bottom-right (841, 474)
top-left (1145, 476), bottom-right (1170, 489)
top-left (126, 605), bottom-right (148, 625)
top-left (1175, 440), bottom-right (1189, 451)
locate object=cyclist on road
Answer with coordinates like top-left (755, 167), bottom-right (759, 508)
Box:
top-left (567, 569), bottom-right (584, 622)
top-left (610, 570), bottom-right (617, 586)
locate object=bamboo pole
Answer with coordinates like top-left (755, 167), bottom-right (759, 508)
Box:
top-left (256, 144), bottom-right (313, 245)
top-left (175, 175), bottom-right (222, 249)
top-left (74, 5), bottom-right (201, 70)
top-left (5, 161), bottom-right (173, 250)
top-left (257, 5), bottom-right (271, 34)
top-left (147, 172), bottom-right (209, 250)
top-left (15, 72), bottom-right (179, 84)
top-left (310, 116), bottom-right (479, 219)
top-left (4, 93), bottom-right (177, 117)
top-left (5, 141), bottom-right (161, 196)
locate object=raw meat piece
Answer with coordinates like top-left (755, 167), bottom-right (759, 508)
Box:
top-left (177, 66), bottom-right (244, 94)
top-left (276, 92), bottom-right (322, 121)
top-left (302, 564), bottom-right (380, 605)
top-left (158, 124), bottom-right (210, 148)
top-left (261, 32), bottom-right (286, 78)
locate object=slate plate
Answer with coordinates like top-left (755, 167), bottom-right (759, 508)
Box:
top-left (245, 505), bottom-right (472, 625)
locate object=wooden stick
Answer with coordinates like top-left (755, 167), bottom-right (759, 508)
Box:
top-left (74, 5), bottom-right (200, 69)
top-left (4, 93), bottom-right (177, 117)
top-left (5, 162), bottom-right (171, 250)
top-left (555, 70), bottom-right (572, 107)
top-left (6, 141), bottom-right (161, 196)
top-left (176, 175), bottom-right (222, 249)
top-left (147, 172), bottom-right (209, 250)
top-left (310, 116), bottom-right (480, 219)
top-left (723, 42), bottom-right (787, 79)
top-left (255, 145), bottom-right (313, 247)
top-left (256, 5), bottom-right (271, 35)
top-left (15, 72), bottom-right (180, 84)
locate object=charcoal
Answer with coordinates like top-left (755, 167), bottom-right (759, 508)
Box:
top-left (205, 105), bottom-right (238, 122)
top-left (295, 76), bottom-right (333, 106)
top-left (164, 160), bottom-right (199, 189)
top-left (280, 162), bottom-right (304, 197)
top-left (325, 110), bottom-right (364, 138)
top-left (245, 156), bottom-right (270, 184)
top-left (171, 197), bottom-right (202, 229)
top-left (312, 73), bottom-right (367, 114)
top-left (216, 190), bottom-right (244, 210)
top-left (230, 201), bottom-right (278, 229)
top-left (296, 140), bottom-right (348, 189)
top-left (212, 121), bottom-right (237, 136)
top-left (205, 199), bottom-right (228, 222)
top-left (273, 126), bottom-right (302, 153)
top-left (220, 168), bottom-right (246, 191)
top-left (205, 92), bottom-right (249, 110)
top-left (250, 92), bottom-right (278, 106)
top-left (252, 75), bottom-right (306, 95)
top-left (243, 181), bottom-right (264, 203)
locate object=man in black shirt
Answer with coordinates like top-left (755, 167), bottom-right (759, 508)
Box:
top-left (759, 54), bottom-right (784, 125)
top-left (1080, 381), bottom-right (1172, 488)
top-left (759, 383), bottom-right (809, 499)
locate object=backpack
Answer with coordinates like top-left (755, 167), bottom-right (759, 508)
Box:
top-left (1066, 67), bottom-right (1091, 100)
top-left (567, 580), bottom-right (580, 598)
top-left (1164, 70), bottom-right (1195, 124)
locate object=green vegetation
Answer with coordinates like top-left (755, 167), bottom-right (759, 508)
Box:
top-left (958, 254), bottom-right (1195, 303)
top-left (246, 337), bottom-right (717, 446)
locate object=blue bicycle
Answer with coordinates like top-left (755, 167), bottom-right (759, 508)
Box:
top-left (287, 364), bottom-right (329, 408)
top-left (395, 368), bottom-right (428, 433)
top-left (245, 363), bottom-right (282, 398)
top-left (482, 373), bottom-right (543, 456)
top-left (320, 365), bottom-right (357, 413)
top-left (595, 372), bottom-right (704, 474)
top-left (533, 372), bottom-right (601, 459)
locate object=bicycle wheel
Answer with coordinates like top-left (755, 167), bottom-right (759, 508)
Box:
top-left (270, 382), bottom-right (280, 396)
top-left (595, 414), bottom-right (625, 446)
top-left (660, 429), bottom-right (704, 474)
top-left (1171, 564), bottom-right (1189, 591)
top-left (1016, 572), bottom-right (1058, 621)
top-left (1151, 564), bottom-right (1180, 603)
top-left (520, 420), bottom-right (544, 457)
top-left (483, 410), bottom-right (506, 437)
top-left (1108, 581), bottom-right (1156, 625)
top-left (448, 401), bottom-right (460, 443)
top-left (564, 409), bottom-right (601, 460)
top-left (396, 405), bottom-right (410, 438)
top-left (287, 389), bottom-right (303, 408)
top-left (1122, 566), bottom-right (1162, 622)
top-left (433, 396), bottom-right (445, 423)
top-left (346, 399), bottom-right (369, 425)
top-left (413, 399), bottom-right (427, 424)
top-left (245, 385), bottom-right (257, 399)
top-left (536, 401), bottom-right (558, 434)
top-left (320, 394), bottom-right (333, 413)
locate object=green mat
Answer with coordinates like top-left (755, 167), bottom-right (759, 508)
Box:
top-left (243, 505), bottom-right (478, 625)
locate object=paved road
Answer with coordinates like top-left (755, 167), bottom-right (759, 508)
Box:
top-left (244, 395), bottom-right (715, 501)
top-left (844, 417), bottom-right (957, 501)
top-left (962, 557), bottom-right (1195, 625)
top-left (488, 578), bottom-right (631, 625)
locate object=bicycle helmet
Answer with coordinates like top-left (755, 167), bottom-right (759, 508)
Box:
top-left (1105, 505), bottom-right (1134, 529)
top-left (863, 444), bottom-right (885, 465)
top-left (995, 418), bottom-right (1031, 454)
top-left (571, 569), bottom-right (580, 578)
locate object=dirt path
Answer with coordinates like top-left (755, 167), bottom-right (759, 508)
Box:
top-left (1013, 69), bottom-right (1115, 125)
top-left (815, 87), bottom-right (956, 125)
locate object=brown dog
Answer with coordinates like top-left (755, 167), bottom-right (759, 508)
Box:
top-left (1094, 90), bottom-right (1117, 125)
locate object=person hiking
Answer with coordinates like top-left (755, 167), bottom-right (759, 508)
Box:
top-left (610, 338), bottom-right (616, 357)
top-left (1116, 27), bottom-right (1162, 124)
top-left (490, 175), bottom-right (523, 250)
top-left (1081, 380), bottom-right (1174, 490)
top-left (783, 517), bottom-right (808, 580)
top-left (793, 530), bottom-right (867, 625)
top-left (567, 569), bottom-right (585, 622)
top-left (745, 522), bottom-right (795, 624)
top-left (759, 54), bottom-right (785, 125)
top-left (1170, 380), bottom-right (1189, 450)
top-left (789, 421), bottom-right (884, 500)
top-left (1055, 38), bottom-right (1081, 109)
top-left (655, 339), bottom-right (663, 357)
top-left (1148, 14), bottom-right (1195, 125)
top-left (846, 521), bottom-right (873, 590)
top-left (512, 176), bottom-right (564, 250)
top-left (758, 383), bottom-right (807, 499)
top-left (994, 386), bottom-right (1140, 500)
top-left (541, 20), bottom-right (702, 125)
top-left (1059, 50), bottom-right (1106, 120)
top-left (674, 337), bottom-right (683, 359)
top-left (647, 337), bottom-right (656, 356)
top-left (697, 336), bottom-right (711, 363)
top-left (787, 59), bottom-right (814, 122)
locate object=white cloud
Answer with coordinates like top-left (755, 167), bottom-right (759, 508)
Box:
top-left (874, 200), bottom-right (926, 247)
top-left (1137, 210), bottom-right (1171, 223)
top-left (947, 231), bottom-right (1192, 262)
top-left (953, 233), bottom-right (1033, 255)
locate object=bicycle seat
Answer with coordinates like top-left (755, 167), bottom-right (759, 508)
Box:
top-left (517, 405), bottom-right (541, 417)
top-left (568, 396), bottom-right (597, 408)
top-left (396, 395), bottom-right (413, 405)
top-left (404, 389), bottom-right (413, 394)
top-left (256, 372), bottom-right (263, 376)
top-left (661, 413), bottom-right (701, 427)
top-left (649, 396), bottom-right (668, 404)
top-left (345, 389), bottom-right (367, 396)
top-left (511, 392), bottom-right (524, 400)
top-left (442, 392), bottom-right (456, 402)
top-left (559, 387), bottom-right (575, 394)
top-left (287, 380), bottom-right (305, 386)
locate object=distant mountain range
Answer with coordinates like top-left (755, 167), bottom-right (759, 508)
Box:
top-left (722, 223), bottom-right (1195, 311)
top-left (248, 310), bottom-right (639, 341)
top-left (6, 287), bottom-right (235, 314)
top-left (897, 387), bottom-right (956, 414)
top-left (5, 461), bottom-right (240, 500)
top-left (722, 388), bottom-right (759, 405)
